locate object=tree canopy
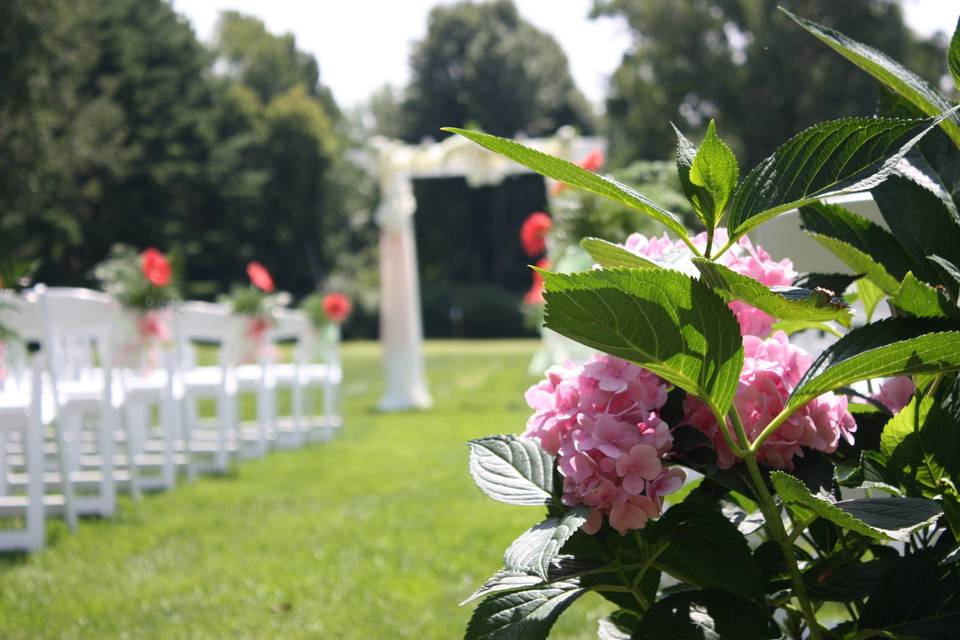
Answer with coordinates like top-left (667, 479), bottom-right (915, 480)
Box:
top-left (594, 0), bottom-right (950, 166)
top-left (400, 0), bottom-right (596, 142)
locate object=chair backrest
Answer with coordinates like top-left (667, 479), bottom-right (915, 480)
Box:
top-left (271, 308), bottom-right (309, 365)
top-left (174, 301), bottom-right (231, 369)
top-left (36, 286), bottom-right (115, 381)
top-left (0, 289), bottom-right (44, 390)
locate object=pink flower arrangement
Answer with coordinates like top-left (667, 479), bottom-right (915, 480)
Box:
top-left (246, 261), bottom-right (275, 293)
top-left (622, 229), bottom-right (795, 338)
top-left (322, 292), bottom-right (352, 324)
top-left (523, 353), bottom-right (684, 535)
top-left (683, 331), bottom-right (856, 469)
top-left (520, 212), bottom-right (552, 258)
top-left (140, 248), bottom-right (172, 287)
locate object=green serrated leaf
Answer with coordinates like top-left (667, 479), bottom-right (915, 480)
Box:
top-left (800, 202), bottom-right (919, 292)
top-left (892, 272), bottom-right (956, 319)
top-left (788, 318), bottom-right (960, 410)
top-left (689, 120), bottom-right (739, 228)
top-left (784, 9), bottom-right (960, 147)
top-left (443, 128), bottom-right (689, 239)
top-left (649, 501), bottom-right (764, 598)
top-left (467, 435), bottom-right (554, 506)
top-left (673, 122), bottom-right (710, 227)
top-left (580, 237), bottom-right (658, 270)
top-left (951, 18), bottom-right (960, 91)
top-left (539, 267), bottom-right (743, 414)
top-left (631, 589), bottom-right (779, 640)
top-left (881, 378), bottom-right (960, 498)
top-left (694, 259), bottom-right (852, 323)
top-left (771, 471), bottom-right (941, 542)
top-left (728, 113), bottom-right (954, 239)
top-left (873, 174), bottom-right (960, 286)
top-left (460, 557), bottom-right (592, 606)
top-left (504, 507), bottom-right (589, 581)
top-left (929, 255), bottom-right (960, 288)
top-left (857, 277), bottom-right (887, 322)
top-left (464, 580), bottom-right (585, 640)
top-left (806, 556), bottom-right (899, 602)
top-left (860, 550), bottom-right (960, 637)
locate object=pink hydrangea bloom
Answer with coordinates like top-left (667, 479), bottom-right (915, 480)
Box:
top-left (683, 331), bottom-right (856, 470)
top-left (620, 229), bottom-right (796, 338)
top-left (523, 353), bottom-right (684, 535)
top-left (873, 376), bottom-right (915, 414)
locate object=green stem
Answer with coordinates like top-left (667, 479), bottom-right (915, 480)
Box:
top-left (741, 452), bottom-right (823, 640)
top-left (788, 514), bottom-right (819, 544)
top-left (704, 227), bottom-right (715, 260)
top-left (710, 403), bottom-right (749, 458)
top-left (748, 406), bottom-right (794, 453)
top-left (678, 232), bottom-right (704, 258)
top-left (711, 234), bottom-right (738, 260)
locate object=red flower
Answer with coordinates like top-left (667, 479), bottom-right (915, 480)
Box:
top-left (551, 149), bottom-right (605, 195)
top-left (247, 261), bottom-right (275, 292)
top-left (141, 248), bottom-right (172, 287)
top-left (578, 149), bottom-right (604, 173)
top-left (520, 212), bottom-right (552, 258)
top-left (323, 292), bottom-right (352, 324)
top-left (524, 258), bottom-right (550, 305)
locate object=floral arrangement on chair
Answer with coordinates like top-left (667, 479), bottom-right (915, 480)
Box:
top-left (221, 261), bottom-right (290, 363)
top-left (452, 12), bottom-right (960, 640)
top-left (93, 244), bottom-right (178, 368)
top-left (300, 291), bottom-right (352, 356)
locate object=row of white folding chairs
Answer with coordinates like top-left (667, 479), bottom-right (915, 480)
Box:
top-left (0, 286), bottom-right (342, 552)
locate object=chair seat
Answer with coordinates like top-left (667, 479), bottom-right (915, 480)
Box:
top-left (123, 371), bottom-right (168, 399)
top-left (181, 367), bottom-right (222, 390)
top-left (0, 494), bottom-right (66, 516)
top-left (271, 363), bottom-right (333, 384)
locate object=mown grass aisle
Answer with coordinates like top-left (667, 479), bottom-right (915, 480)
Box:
top-left (0, 340), bottom-right (611, 638)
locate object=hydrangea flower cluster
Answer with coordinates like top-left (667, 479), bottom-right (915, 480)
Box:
top-left (874, 376), bottom-right (915, 414)
top-left (623, 229), bottom-right (796, 338)
top-left (523, 354), bottom-right (685, 535)
top-left (683, 331), bottom-right (857, 469)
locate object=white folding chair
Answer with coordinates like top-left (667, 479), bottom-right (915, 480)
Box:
top-left (271, 314), bottom-right (342, 444)
top-left (114, 308), bottom-right (181, 493)
top-left (269, 309), bottom-right (307, 449)
top-left (36, 286), bottom-right (121, 518)
top-left (0, 289), bottom-right (77, 551)
top-left (174, 301), bottom-right (237, 476)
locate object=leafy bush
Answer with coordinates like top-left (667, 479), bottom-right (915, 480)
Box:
top-left (451, 12), bottom-right (960, 640)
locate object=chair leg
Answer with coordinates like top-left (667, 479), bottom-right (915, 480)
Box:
top-left (52, 415), bottom-right (78, 532)
top-left (292, 378), bottom-right (305, 447)
top-left (121, 402), bottom-right (143, 502)
top-left (183, 394), bottom-right (198, 482)
top-left (95, 406), bottom-right (117, 517)
top-left (158, 393), bottom-right (177, 490)
top-left (25, 406), bottom-right (46, 551)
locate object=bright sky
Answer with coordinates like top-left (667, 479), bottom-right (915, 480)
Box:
top-left (172, 0), bottom-right (958, 109)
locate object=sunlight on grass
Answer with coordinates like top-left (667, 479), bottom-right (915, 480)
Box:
top-left (0, 339), bottom-right (612, 638)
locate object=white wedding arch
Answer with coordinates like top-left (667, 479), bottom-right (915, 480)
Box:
top-left (369, 127), bottom-right (606, 411)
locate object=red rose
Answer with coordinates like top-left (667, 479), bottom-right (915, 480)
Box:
top-left (520, 212), bottom-right (552, 258)
top-left (323, 292), bottom-right (352, 324)
top-left (141, 248), bottom-right (172, 287)
top-left (524, 258), bottom-right (550, 305)
top-left (247, 261), bottom-right (275, 292)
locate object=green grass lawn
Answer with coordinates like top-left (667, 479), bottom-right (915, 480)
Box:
top-left (0, 340), bottom-right (612, 638)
